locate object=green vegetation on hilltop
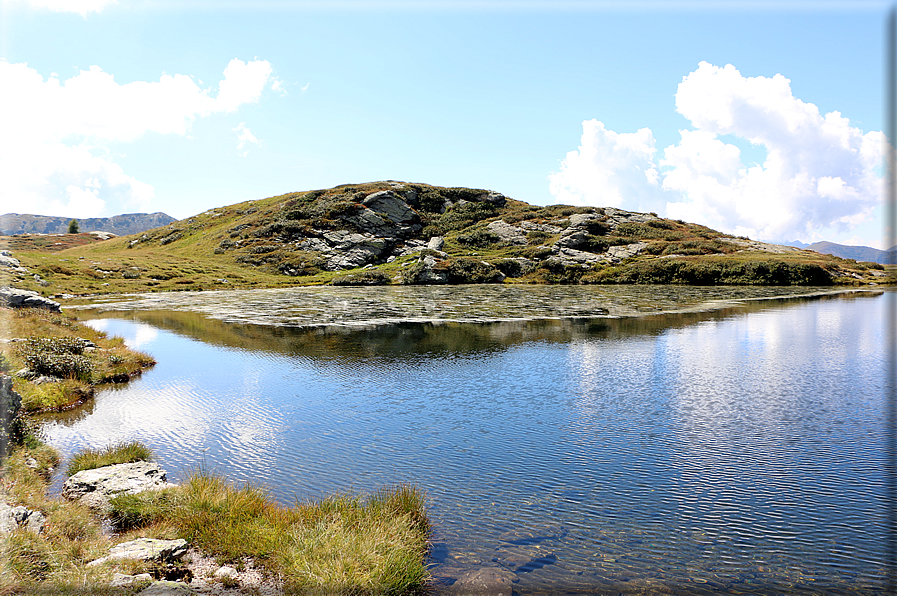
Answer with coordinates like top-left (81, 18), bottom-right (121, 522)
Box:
top-left (4, 180), bottom-right (892, 295)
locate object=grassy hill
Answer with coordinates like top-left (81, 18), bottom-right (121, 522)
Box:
top-left (4, 181), bottom-right (892, 295)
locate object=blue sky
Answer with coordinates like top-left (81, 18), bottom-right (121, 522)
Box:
top-left (0, 0), bottom-right (891, 247)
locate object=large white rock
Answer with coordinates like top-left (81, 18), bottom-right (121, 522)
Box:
top-left (62, 461), bottom-right (176, 511)
top-left (88, 538), bottom-right (189, 567)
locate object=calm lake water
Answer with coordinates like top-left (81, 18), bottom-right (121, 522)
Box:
top-left (45, 286), bottom-right (890, 594)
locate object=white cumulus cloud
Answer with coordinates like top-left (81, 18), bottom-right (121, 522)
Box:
top-left (663, 61), bottom-right (885, 242)
top-left (548, 119), bottom-right (662, 210)
top-left (549, 62), bottom-right (887, 245)
top-left (0, 58), bottom-right (275, 217)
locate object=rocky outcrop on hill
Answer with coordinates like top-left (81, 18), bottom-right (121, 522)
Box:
top-left (113, 180), bottom-right (857, 286)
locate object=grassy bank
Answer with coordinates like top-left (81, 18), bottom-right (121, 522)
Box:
top-left (2, 440), bottom-right (430, 594)
top-left (0, 307), bottom-right (155, 412)
top-left (1, 307), bottom-right (432, 594)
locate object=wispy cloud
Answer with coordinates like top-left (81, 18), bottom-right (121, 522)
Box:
top-left (234, 122), bottom-right (262, 156)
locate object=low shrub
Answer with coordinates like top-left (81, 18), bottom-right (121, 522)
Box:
top-left (15, 338), bottom-right (93, 381)
top-left (331, 270), bottom-right (391, 286)
top-left (422, 201), bottom-right (499, 236)
top-left (446, 258), bottom-right (504, 284)
top-left (582, 258), bottom-right (833, 285)
top-left (526, 230), bottom-right (552, 244)
top-left (457, 229), bottom-right (501, 248)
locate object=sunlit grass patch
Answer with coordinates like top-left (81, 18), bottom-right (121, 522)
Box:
top-left (12, 377), bottom-right (90, 412)
top-left (66, 441), bottom-right (153, 477)
top-left (0, 307), bottom-right (155, 411)
top-left (109, 471), bottom-right (432, 594)
top-left (0, 443), bottom-right (113, 593)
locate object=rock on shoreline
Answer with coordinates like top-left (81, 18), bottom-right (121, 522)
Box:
top-left (62, 460), bottom-right (176, 513)
top-left (0, 286), bottom-right (61, 312)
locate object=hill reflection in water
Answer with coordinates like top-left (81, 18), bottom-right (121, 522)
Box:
top-left (43, 287), bottom-right (889, 595)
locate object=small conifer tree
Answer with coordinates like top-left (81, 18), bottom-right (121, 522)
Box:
top-left (68, 219), bottom-right (79, 234)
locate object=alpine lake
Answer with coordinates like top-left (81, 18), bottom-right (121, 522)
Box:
top-left (39, 284), bottom-right (891, 595)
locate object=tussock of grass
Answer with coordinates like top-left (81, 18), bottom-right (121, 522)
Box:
top-left (12, 378), bottom-right (90, 412)
top-left (109, 472), bottom-right (431, 594)
top-left (66, 441), bottom-right (153, 477)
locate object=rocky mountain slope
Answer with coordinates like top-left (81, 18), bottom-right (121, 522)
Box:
top-left (0, 212), bottom-right (175, 236)
top-left (803, 241), bottom-right (897, 265)
top-left (5, 181), bottom-right (891, 294)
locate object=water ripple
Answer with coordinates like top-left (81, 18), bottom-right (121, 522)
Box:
top-left (38, 288), bottom-right (892, 594)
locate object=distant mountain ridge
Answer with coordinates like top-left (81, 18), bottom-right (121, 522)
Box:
top-left (784, 240), bottom-right (897, 264)
top-left (0, 212), bottom-right (176, 236)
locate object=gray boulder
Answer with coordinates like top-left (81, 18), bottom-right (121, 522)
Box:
top-left (427, 236), bottom-right (445, 251)
top-left (606, 242), bottom-right (648, 261)
top-left (405, 255), bottom-right (449, 284)
top-left (62, 461), bottom-right (175, 511)
top-left (322, 232), bottom-right (391, 270)
top-left (0, 254), bottom-right (27, 274)
top-left (362, 191), bottom-right (419, 224)
top-left (0, 287), bottom-right (61, 312)
top-left (88, 538), bottom-right (189, 567)
top-left (518, 221), bottom-right (561, 234)
top-left (342, 207), bottom-right (393, 235)
top-left (485, 221), bottom-right (527, 245)
top-left (0, 503), bottom-right (46, 534)
top-left (554, 229), bottom-right (591, 250)
top-left (596, 206), bottom-right (661, 234)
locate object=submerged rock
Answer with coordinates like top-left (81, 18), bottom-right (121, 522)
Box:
top-left (450, 567), bottom-right (514, 596)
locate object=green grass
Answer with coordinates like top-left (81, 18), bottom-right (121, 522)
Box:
top-left (0, 307), bottom-right (156, 411)
top-left (4, 179), bottom-right (894, 295)
top-left (3, 438), bottom-right (431, 594)
top-left (66, 441), bottom-right (153, 477)
top-left (108, 472), bottom-right (431, 594)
